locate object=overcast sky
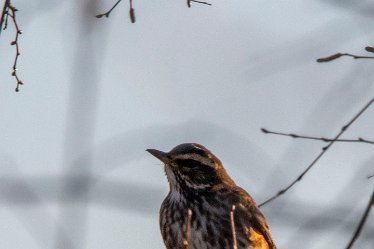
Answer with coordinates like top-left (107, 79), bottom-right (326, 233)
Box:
top-left (0, 0), bottom-right (373, 249)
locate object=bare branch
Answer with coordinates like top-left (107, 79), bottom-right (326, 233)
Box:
top-left (129, 0), bottom-right (135, 23)
top-left (317, 53), bottom-right (374, 63)
top-left (96, 0), bottom-right (136, 23)
top-left (259, 97), bottom-right (374, 207)
top-left (345, 190), bottom-right (374, 249)
top-left (0, 0), bottom-right (10, 35)
top-left (261, 128), bottom-right (374, 145)
top-left (365, 46), bottom-right (374, 53)
top-left (96, 0), bottom-right (122, 18)
top-left (368, 174), bottom-right (374, 179)
top-left (1, 1), bottom-right (24, 91)
top-left (317, 46), bottom-right (374, 63)
top-left (188, 0), bottom-right (212, 7)
top-left (3, 2), bottom-right (24, 92)
top-left (230, 205), bottom-right (238, 249)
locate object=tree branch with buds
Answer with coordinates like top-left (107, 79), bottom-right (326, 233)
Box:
top-left (96, 0), bottom-right (123, 19)
top-left (259, 97), bottom-right (374, 207)
top-left (96, 0), bottom-right (212, 23)
top-left (261, 128), bottom-right (374, 145)
top-left (0, 0), bottom-right (24, 92)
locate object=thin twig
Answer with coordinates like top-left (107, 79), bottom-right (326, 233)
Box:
top-left (317, 46), bottom-right (374, 62)
top-left (188, 0), bottom-right (212, 7)
top-left (0, 0), bottom-right (10, 35)
top-left (96, 0), bottom-right (136, 23)
top-left (259, 97), bottom-right (374, 207)
top-left (317, 53), bottom-right (374, 63)
top-left (7, 3), bottom-right (23, 92)
top-left (96, 0), bottom-right (122, 18)
top-left (129, 0), bottom-right (135, 23)
top-left (183, 208), bottom-right (192, 249)
top-left (261, 128), bottom-right (374, 145)
top-left (230, 205), bottom-right (238, 249)
top-left (345, 190), bottom-right (374, 249)
top-left (368, 174), bottom-right (374, 179)
top-left (0, 1), bottom-right (24, 91)
top-left (97, 0), bottom-right (210, 21)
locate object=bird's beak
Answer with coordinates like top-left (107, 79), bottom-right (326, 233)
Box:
top-left (146, 149), bottom-right (170, 163)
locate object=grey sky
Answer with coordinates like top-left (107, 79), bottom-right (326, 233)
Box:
top-left (0, 0), bottom-right (373, 248)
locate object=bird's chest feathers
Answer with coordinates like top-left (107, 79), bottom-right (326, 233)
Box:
top-left (161, 193), bottom-right (232, 249)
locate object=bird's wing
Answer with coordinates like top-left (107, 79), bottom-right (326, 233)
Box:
top-left (233, 187), bottom-right (277, 249)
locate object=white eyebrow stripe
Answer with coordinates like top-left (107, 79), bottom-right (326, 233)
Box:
top-left (173, 153), bottom-right (214, 167)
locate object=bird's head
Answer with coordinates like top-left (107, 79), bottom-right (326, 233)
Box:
top-left (147, 143), bottom-right (235, 192)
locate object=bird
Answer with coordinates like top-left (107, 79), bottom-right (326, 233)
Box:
top-left (147, 143), bottom-right (276, 249)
